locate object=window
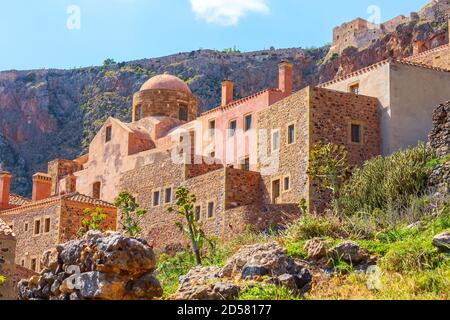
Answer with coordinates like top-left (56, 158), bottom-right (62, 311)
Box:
top-left (44, 218), bottom-right (51, 233)
top-left (153, 190), bottom-right (160, 207)
top-left (164, 187), bottom-right (172, 204)
top-left (284, 176), bottom-right (291, 191)
top-left (34, 219), bottom-right (41, 236)
top-left (350, 123), bottom-right (363, 144)
top-left (93, 182), bottom-right (101, 199)
top-left (349, 83), bottom-right (360, 95)
top-left (229, 120), bottom-right (237, 137)
top-left (21, 259), bottom-right (25, 267)
top-left (244, 114), bottom-right (252, 131)
top-left (272, 179), bottom-right (281, 204)
top-left (105, 126), bottom-right (112, 143)
top-left (287, 124), bottom-right (295, 145)
top-left (208, 119), bottom-right (216, 138)
top-left (207, 202), bottom-right (215, 219)
top-left (8, 224), bottom-right (13, 231)
top-left (31, 258), bottom-right (37, 272)
top-left (195, 206), bottom-right (202, 221)
top-left (179, 105), bottom-right (188, 121)
top-left (135, 105), bottom-right (143, 121)
top-left (210, 151), bottom-right (216, 158)
top-left (24, 223), bottom-right (29, 232)
top-left (241, 157), bottom-right (250, 171)
top-left (272, 130), bottom-right (280, 152)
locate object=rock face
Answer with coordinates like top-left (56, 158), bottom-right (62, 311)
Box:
top-left (428, 101), bottom-right (450, 194)
top-left (433, 232), bottom-right (450, 252)
top-left (173, 242), bottom-right (312, 300)
top-left (0, 7), bottom-right (448, 197)
top-left (17, 231), bottom-right (163, 300)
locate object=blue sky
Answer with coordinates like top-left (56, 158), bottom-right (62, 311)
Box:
top-left (0, 0), bottom-right (430, 71)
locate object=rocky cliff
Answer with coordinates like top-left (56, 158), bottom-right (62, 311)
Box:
top-left (0, 5), bottom-right (448, 196)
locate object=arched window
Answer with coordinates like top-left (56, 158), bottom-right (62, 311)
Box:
top-left (135, 104), bottom-right (143, 121)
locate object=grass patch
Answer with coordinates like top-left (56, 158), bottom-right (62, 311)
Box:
top-left (238, 284), bottom-right (302, 300)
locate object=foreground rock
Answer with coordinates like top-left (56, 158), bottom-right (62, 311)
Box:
top-left (17, 231), bottom-right (163, 300)
top-left (433, 232), bottom-right (450, 252)
top-left (173, 243), bottom-right (312, 300)
top-left (330, 241), bottom-right (369, 265)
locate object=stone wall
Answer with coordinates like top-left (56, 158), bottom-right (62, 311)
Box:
top-left (133, 89), bottom-right (198, 122)
top-left (0, 219), bottom-right (16, 300)
top-left (428, 101), bottom-right (450, 193)
top-left (309, 87), bottom-right (381, 212)
top-left (405, 44), bottom-right (450, 70)
top-left (224, 168), bottom-right (262, 209)
top-left (0, 200), bottom-right (61, 272)
top-left (48, 160), bottom-right (83, 196)
top-left (257, 87), bottom-right (311, 206)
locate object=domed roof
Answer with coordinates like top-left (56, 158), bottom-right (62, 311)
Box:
top-left (140, 73), bottom-right (192, 94)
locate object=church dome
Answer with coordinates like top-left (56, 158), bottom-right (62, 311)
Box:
top-left (140, 73), bottom-right (192, 94)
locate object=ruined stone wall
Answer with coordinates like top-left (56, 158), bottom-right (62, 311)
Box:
top-left (309, 88), bottom-right (381, 212)
top-left (257, 87), bottom-right (311, 206)
top-left (0, 219), bottom-right (16, 300)
top-left (48, 160), bottom-right (83, 196)
top-left (405, 44), bottom-right (450, 70)
top-left (428, 101), bottom-right (450, 193)
top-left (0, 201), bottom-right (61, 273)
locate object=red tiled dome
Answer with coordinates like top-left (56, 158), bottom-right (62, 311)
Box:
top-left (140, 73), bottom-right (192, 94)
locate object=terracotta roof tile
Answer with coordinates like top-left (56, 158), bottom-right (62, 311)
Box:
top-left (0, 218), bottom-right (15, 240)
top-left (9, 193), bottom-right (32, 207)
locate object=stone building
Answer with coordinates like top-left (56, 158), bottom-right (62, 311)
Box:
top-left (0, 218), bottom-right (16, 299)
top-left (0, 171), bottom-right (117, 274)
top-left (1, 16), bottom-right (450, 262)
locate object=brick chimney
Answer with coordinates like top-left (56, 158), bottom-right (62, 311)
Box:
top-left (221, 80), bottom-right (234, 106)
top-left (0, 171), bottom-right (11, 209)
top-left (278, 61), bottom-right (294, 95)
top-left (32, 173), bottom-right (52, 202)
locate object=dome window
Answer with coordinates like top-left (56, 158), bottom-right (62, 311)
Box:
top-left (179, 105), bottom-right (188, 121)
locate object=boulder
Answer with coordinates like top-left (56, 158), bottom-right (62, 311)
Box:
top-left (304, 238), bottom-right (328, 260)
top-left (331, 241), bottom-right (368, 265)
top-left (17, 231), bottom-right (162, 300)
top-left (174, 243), bottom-right (312, 300)
top-left (433, 232), bottom-right (450, 252)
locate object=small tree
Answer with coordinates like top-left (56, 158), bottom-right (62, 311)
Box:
top-left (114, 192), bottom-right (147, 237)
top-left (77, 207), bottom-right (108, 237)
top-left (168, 187), bottom-right (209, 265)
top-left (308, 143), bottom-right (350, 212)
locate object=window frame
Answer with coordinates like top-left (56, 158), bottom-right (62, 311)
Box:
top-left (179, 104), bottom-right (188, 121)
top-left (271, 129), bottom-right (280, 152)
top-left (287, 122), bottom-right (296, 145)
top-left (207, 200), bottom-right (216, 220)
top-left (195, 205), bottom-right (202, 222)
top-left (33, 218), bottom-right (41, 237)
top-left (240, 156), bottom-right (250, 171)
top-left (348, 81), bottom-right (360, 95)
top-left (244, 113), bottom-right (253, 132)
top-left (105, 125), bottom-right (112, 143)
top-left (349, 122), bottom-right (364, 145)
top-left (208, 119), bottom-right (216, 139)
top-left (283, 175), bottom-right (291, 192)
top-left (44, 216), bottom-right (51, 234)
top-left (152, 188), bottom-right (161, 208)
top-left (163, 186), bottom-right (173, 205)
top-left (228, 119), bottom-right (237, 138)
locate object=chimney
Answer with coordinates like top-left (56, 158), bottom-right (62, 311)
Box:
top-left (278, 61), bottom-right (294, 95)
top-left (221, 80), bottom-right (234, 106)
top-left (32, 173), bottom-right (52, 202)
top-left (0, 171), bottom-right (11, 209)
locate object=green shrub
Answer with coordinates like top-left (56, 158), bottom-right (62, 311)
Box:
top-left (0, 275), bottom-right (5, 286)
top-left (157, 251), bottom-right (197, 297)
top-left (238, 284), bottom-right (301, 300)
top-left (339, 145), bottom-right (435, 215)
top-left (380, 237), bottom-right (443, 273)
top-left (285, 212), bottom-right (345, 241)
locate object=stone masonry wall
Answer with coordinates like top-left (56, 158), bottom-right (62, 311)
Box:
top-left (257, 87), bottom-right (311, 206)
top-left (133, 89), bottom-right (198, 122)
top-left (405, 44), bottom-right (450, 70)
top-left (58, 200), bottom-right (117, 243)
top-left (309, 87), bottom-right (381, 212)
top-left (428, 101), bottom-right (450, 193)
top-left (0, 201), bottom-right (61, 273)
top-left (224, 168), bottom-right (262, 209)
top-left (0, 219), bottom-right (16, 300)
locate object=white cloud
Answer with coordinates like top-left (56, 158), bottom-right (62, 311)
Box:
top-left (190, 0), bottom-right (269, 26)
